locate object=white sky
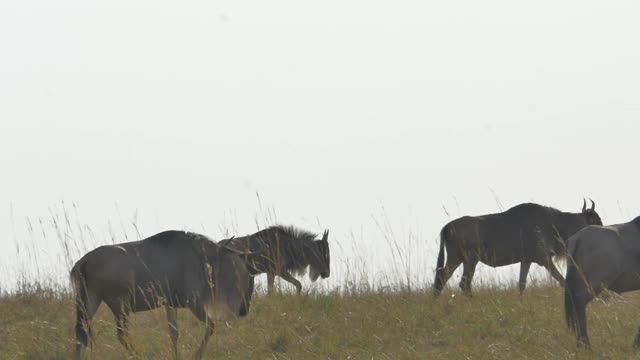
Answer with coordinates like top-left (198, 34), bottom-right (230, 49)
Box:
top-left (1, 0), bottom-right (639, 291)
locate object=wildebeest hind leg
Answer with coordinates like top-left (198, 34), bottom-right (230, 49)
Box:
top-left (74, 291), bottom-right (101, 360)
top-left (460, 259), bottom-right (479, 296)
top-left (518, 262), bottom-right (532, 295)
top-left (575, 295), bottom-right (592, 347)
top-left (433, 255), bottom-right (462, 295)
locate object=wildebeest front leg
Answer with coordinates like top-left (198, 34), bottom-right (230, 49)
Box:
top-left (519, 262), bottom-right (532, 295)
top-left (115, 312), bottom-right (134, 353)
top-left (544, 260), bottom-right (565, 287)
top-left (633, 327), bottom-right (640, 351)
top-left (631, 326), bottom-right (640, 351)
top-left (194, 319), bottom-right (214, 360)
top-left (165, 306), bottom-right (179, 358)
top-left (189, 303), bottom-right (216, 359)
top-left (106, 300), bottom-right (135, 354)
top-left (279, 271), bottom-right (303, 294)
top-left (267, 272), bottom-right (276, 294)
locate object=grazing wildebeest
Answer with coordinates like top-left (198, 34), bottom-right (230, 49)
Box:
top-left (565, 216), bottom-right (640, 347)
top-left (433, 200), bottom-right (602, 296)
top-left (70, 230), bottom-right (261, 359)
top-left (219, 225), bottom-right (330, 294)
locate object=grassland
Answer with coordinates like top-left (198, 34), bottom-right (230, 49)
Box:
top-left (2, 283), bottom-right (640, 359)
top-left (2, 203), bottom-right (638, 359)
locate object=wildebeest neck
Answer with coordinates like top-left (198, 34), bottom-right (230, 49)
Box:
top-left (553, 211), bottom-right (592, 245)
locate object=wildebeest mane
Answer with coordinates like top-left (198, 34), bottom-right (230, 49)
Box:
top-left (253, 225), bottom-right (319, 275)
top-left (268, 225), bottom-right (318, 243)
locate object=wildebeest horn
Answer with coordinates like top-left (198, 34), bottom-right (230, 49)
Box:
top-left (590, 198), bottom-right (595, 211)
top-left (220, 236), bottom-right (267, 257)
top-left (582, 198), bottom-right (587, 212)
top-left (221, 244), bottom-right (258, 256)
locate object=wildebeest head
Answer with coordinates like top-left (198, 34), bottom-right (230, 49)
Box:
top-left (308, 230), bottom-right (330, 281)
top-left (581, 198), bottom-right (603, 226)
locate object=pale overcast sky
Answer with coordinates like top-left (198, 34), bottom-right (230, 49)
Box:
top-left (1, 0), bottom-right (639, 290)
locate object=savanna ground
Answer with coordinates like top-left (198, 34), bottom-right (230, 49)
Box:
top-left (2, 283), bottom-right (640, 359)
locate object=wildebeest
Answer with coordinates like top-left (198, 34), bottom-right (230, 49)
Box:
top-left (433, 200), bottom-right (602, 296)
top-left (218, 225), bottom-right (330, 294)
top-left (565, 216), bottom-right (640, 347)
top-left (70, 230), bottom-right (261, 359)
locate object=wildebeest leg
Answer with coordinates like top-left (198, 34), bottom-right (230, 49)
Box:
top-left (544, 260), bottom-right (565, 287)
top-left (189, 304), bottom-right (215, 360)
top-left (459, 259), bottom-right (478, 296)
top-left (74, 291), bottom-right (101, 360)
top-left (279, 271), bottom-right (303, 294)
top-left (267, 272), bottom-right (276, 294)
top-left (433, 255), bottom-right (462, 295)
top-left (115, 312), bottom-right (133, 353)
top-left (571, 289), bottom-right (594, 347)
top-left (633, 327), bottom-right (640, 351)
top-left (165, 305), bottom-right (179, 358)
top-left (195, 319), bottom-right (214, 360)
top-left (565, 259), bottom-right (597, 347)
top-left (106, 299), bottom-right (135, 354)
top-left (518, 262), bottom-right (532, 295)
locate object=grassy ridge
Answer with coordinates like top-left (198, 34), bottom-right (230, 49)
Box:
top-left (2, 285), bottom-right (640, 359)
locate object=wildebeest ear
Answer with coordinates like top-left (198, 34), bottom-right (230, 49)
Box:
top-left (322, 229), bottom-right (329, 242)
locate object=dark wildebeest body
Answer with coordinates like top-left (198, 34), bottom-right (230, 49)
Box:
top-left (565, 217), bottom-right (640, 347)
top-left (219, 225), bottom-right (330, 294)
top-left (433, 200), bottom-right (602, 296)
top-left (71, 230), bottom-right (257, 359)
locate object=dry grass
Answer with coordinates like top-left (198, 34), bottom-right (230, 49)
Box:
top-left (2, 284), bottom-right (640, 359)
top-left (3, 202), bottom-right (640, 359)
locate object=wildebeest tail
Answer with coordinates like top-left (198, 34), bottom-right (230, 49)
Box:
top-left (70, 261), bottom-right (90, 347)
top-left (564, 238), bottom-right (582, 333)
top-left (433, 225), bottom-right (448, 293)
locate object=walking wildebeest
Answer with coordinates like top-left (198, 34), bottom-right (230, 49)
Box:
top-left (218, 225), bottom-right (330, 294)
top-left (565, 216), bottom-right (640, 347)
top-left (70, 230), bottom-right (261, 359)
top-left (433, 200), bottom-right (602, 296)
